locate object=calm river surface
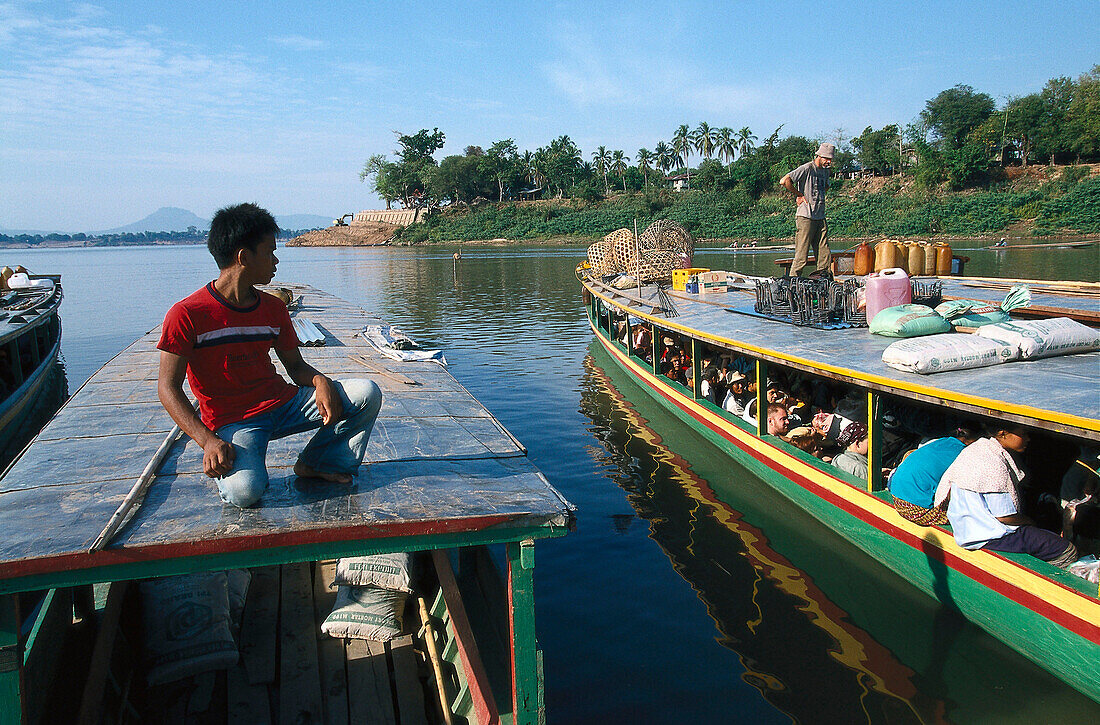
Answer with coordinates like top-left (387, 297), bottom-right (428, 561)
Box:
top-left (11, 241), bottom-right (1100, 723)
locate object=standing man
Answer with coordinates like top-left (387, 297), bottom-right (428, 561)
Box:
top-left (780, 142), bottom-right (835, 277)
top-left (157, 203), bottom-right (382, 508)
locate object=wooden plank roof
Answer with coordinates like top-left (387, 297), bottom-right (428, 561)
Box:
top-left (587, 277), bottom-right (1100, 440)
top-left (0, 284), bottom-right (573, 591)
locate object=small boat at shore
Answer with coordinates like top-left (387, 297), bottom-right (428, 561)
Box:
top-left (578, 261), bottom-right (1100, 702)
top-left (984, 240), bottom-right (1098, 250)
top-left (0, 271), bottom-right (63, 467)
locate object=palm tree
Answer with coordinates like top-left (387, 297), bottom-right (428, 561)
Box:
top-left (716, 127), bottom-right (736, 177)
top-left (636, 148), bottom-right (653, 191)
top-left (693, 121), bottom-right (716, 160)
top-left (736, 126), bottom-right (757, 157)
top-left (611, 150), bottom-right (627, 192)
top-left (672, 124), bottom-right (692, 186)
top-left (592, 145), bottom-right (611, 195)
top-left (654, 141), bottom-right (673, 175)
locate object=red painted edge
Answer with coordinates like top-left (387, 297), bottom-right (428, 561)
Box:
top-left (432, 550), bottom-right (500, 725)
top-left (0, 514), bottom-right (522, 582)
top-left (595, 326), bottom-right (1100, 645)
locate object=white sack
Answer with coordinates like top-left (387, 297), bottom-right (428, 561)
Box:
top-left (976, 317), bottom-right (1100, 359)
top-left (882, 333), bottom-right (1018, 374)
top-left (334, 553), bottom-right (413, 593)
top-left (140, 572), bottom-right (238, 685)
top-left (321, 585), bottom-right (406, 641)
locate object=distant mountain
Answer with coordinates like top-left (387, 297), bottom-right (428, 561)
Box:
top-left (100, 207), bottom-right (209, 234)
top-left (0, 226), bottom-right (62, 236)
top-left (277, 214), bottom-right (331, 230)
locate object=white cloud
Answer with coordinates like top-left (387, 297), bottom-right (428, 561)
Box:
top-left (270, 34), bottom-right (325, 51)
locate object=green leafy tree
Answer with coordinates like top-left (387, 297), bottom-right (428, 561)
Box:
top-left (692, 121), bottom-right (716, 160)
top-left (481, 139), bottom-right (520, 201)
top-left (592, 146), bottom-right (611, 195)
top-left (359, 153), bottom-right (402, 209)
top-left (672, 124), bottom-right (693, 185)
top-left (611, 150), bottom-right (628, 192)
top-left (716, 127), bottom-right (736, 176)
top-left (1033, 77), bottom-right (1075, 164)
top-left (736, 126), bottom-right (757, 156)
top-left (636, 148), bottom-right (654, 191)
top-left (654, 141), bottom-right (675, 177)
top-left (1066, 66), bottom-right (1100, 159)
top-left (851, 124), bottom-right (902, 175)
top-left (920, 85), bottom-right (995, 148)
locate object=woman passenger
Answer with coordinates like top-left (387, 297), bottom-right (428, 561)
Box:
top-left (888, 424), bottom-right (980, 525)
top-left (934, 424), bottom-right (1078, 569)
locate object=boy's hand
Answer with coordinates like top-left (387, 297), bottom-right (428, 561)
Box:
top-left (314, 376), bottom-right (343, 425)
top-left (203, 437), bottom-right (235, 478)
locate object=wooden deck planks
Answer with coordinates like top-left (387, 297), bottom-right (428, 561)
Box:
top-left (239, 566), bottom-right (279, 686)
top-left (278, 562), bottom-right (324, 724)
top-left (390, 635), bottom-right (430, 725)
top-left (313, 561), bottom-right (349, 725)
top-left (346, 638), bottom-right (397, 725)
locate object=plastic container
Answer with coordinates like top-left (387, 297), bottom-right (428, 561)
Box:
top-left (921, 243), bottom-right (937, 275)
top-left (874, 241), bottom-right (897, 272)
top-left (935, 242), bottom-right (952, 276)
top-left (865, 268), bottom-right (912, 324)
top-left (853, 242), bottom-right (872, 276)
top-left (672, 267), bottom-right (709, 291)
top-left (906, 243), bottom-right (922, 275)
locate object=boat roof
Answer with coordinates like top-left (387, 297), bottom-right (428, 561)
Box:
top-left (0, 284), bottom-right (574, 594)
top-left (585, 274), bottom-right (1099, 440)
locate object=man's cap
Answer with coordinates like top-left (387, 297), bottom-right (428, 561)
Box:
top-left (816, 142), bottom-right (836, 159)
top-left (726, 370), bottom-right (747, 384)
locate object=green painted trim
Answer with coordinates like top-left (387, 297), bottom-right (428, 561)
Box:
top-left (0, 525), bottom-right (567, 596)
top-left (690, 338), bottom-right (701, 400)
top-left (508, 541), bottom-right (539, 725)
top-left (20, 589), bottom-right (55, 666)
top-left (650, 325), bottom-right (661, 376)
top-left (755, 359), bottom-right (768, 438)
top-left (0, 596), bottom-right (20, 725)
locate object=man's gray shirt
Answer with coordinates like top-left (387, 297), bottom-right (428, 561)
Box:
top-left (788, 161), bottom-right (830, 220)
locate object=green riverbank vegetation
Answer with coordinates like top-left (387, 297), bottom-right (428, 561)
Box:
top-left (361, 66), bottom-right (1100, 245)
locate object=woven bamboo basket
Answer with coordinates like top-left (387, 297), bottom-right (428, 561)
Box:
top-left (604, 228), bottom-right (638, 272)
top-left (631, 248), bottom-right (680, 282)
top-left (586, 239), bottom-right (618, 276)
top-left (639, 220), bottom-right (693, 267)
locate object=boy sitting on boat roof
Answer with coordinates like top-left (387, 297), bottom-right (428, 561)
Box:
top-left (156, 203), bottom-right (382, 508)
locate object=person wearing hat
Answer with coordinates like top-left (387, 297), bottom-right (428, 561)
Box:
top-left (780, 142), bottom-right (835, 277)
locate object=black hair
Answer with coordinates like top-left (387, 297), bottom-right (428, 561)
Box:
top-left (207, 203), bottom-right (280, 269)
top-left (980, 420), bottom-right (1028, 439)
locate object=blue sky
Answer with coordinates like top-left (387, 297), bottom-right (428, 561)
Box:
top-left (1, 0), bottom-right (1095, 231)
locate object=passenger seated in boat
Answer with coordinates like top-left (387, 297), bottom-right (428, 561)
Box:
top-left (722, 371), bottom-right (753, 415)
top-left (663, 350), bottom-right (688, 385)
top-left (1061, 446), bottom-right (1100, 543)
top-left (157, 203), bottom-right (383, 508)
top-left (700, 366), bottom-right (722, 404)
top-left (631, 324), bottom-right (652, 361)
top-left (830, 422), bottom-right (870, 480)
top-left (766, 403), bottom-right (791, 437)
top-left (888, 425), bottom-right (980, 526)
top-left (933, 424), bottom-right (1078, 569)
top-left (785, 383), bottom-right (814, 427)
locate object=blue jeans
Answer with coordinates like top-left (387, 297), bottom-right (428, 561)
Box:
top-left (214, 379), bottom-right (382, 507)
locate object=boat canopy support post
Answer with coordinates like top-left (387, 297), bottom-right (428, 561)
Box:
top-left (755, 359), bottom-right (769, 438)
top-left (507, 539), bottom-right (539, 725)
top-left (0, 595), bottom-right (21, 725)
top-left (867, 391), bottom-right (884, 492)
top-left (691, 338), bottom-right (702, 400)
top-left (651, 327), bottom-right (661, 376)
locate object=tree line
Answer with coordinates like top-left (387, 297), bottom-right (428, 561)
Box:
top-left (361, 65), bottom-right (1100, 210)
top-left (0, 227), bottom-right (316, 246)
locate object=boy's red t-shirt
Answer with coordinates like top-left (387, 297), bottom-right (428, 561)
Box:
top-left (158, 282), bottom-right (299, 430)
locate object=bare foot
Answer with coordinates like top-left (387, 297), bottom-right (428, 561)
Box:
top-left (294, 460), bottom-right (353, 484)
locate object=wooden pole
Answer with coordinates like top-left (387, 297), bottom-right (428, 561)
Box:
top-left (88, 415), bottom-right (190, 552)
top-left (351, 354), bottom-right (419, 385)
top-left (417, 596), bottom-right (455, 725)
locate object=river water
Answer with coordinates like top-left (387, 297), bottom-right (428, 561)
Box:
top-left (9, 241), bottom-right (1100, 723)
